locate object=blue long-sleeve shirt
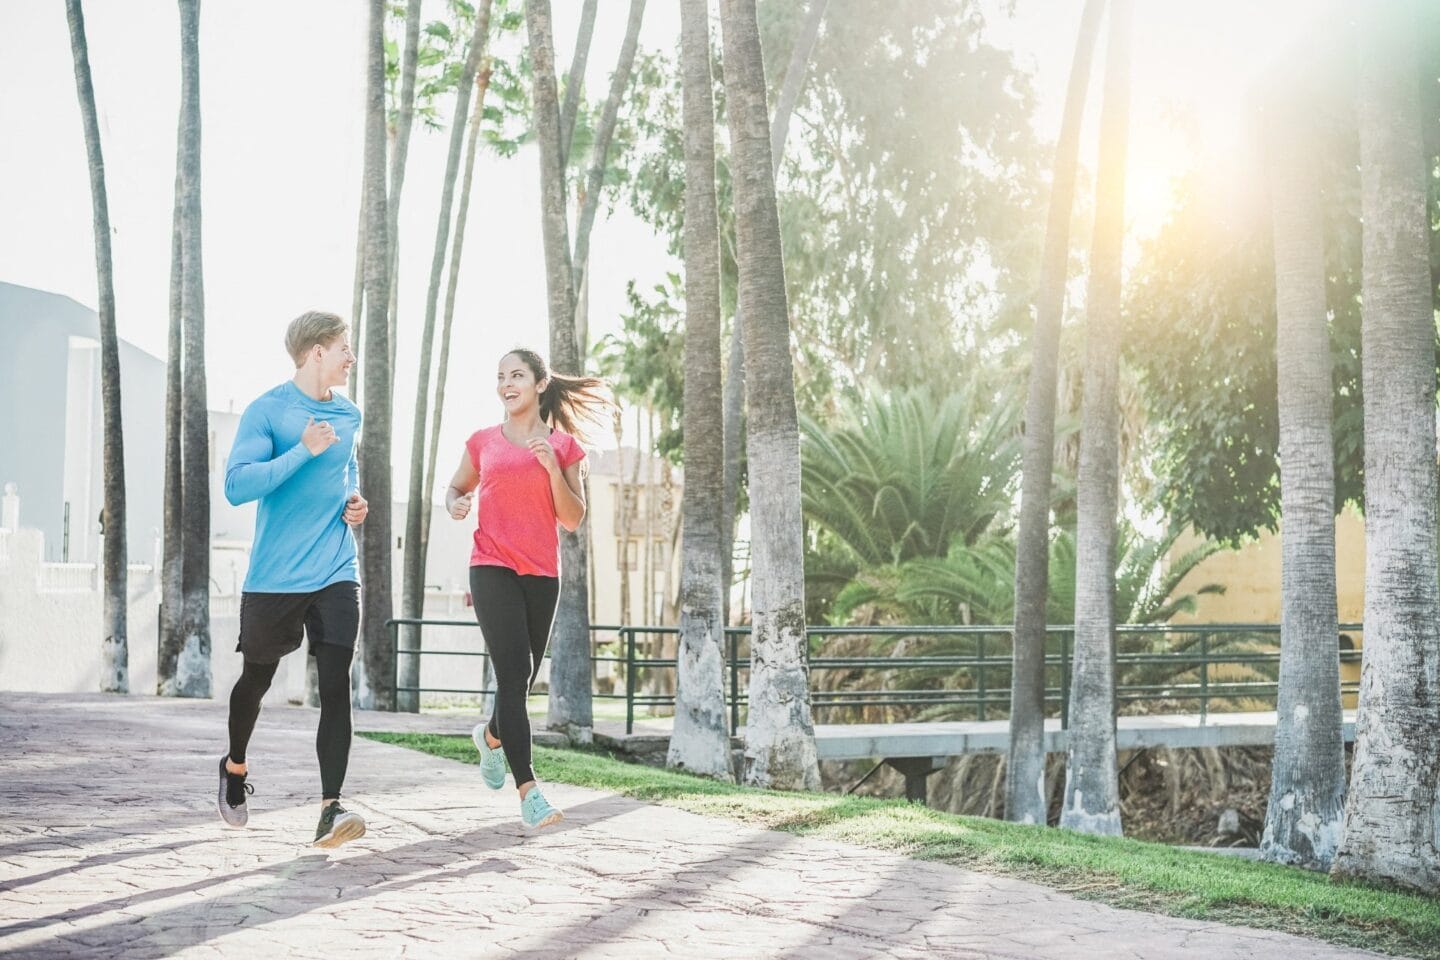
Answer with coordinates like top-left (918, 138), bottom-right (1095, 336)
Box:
top-left (226, 381), bottom-right (361, 593)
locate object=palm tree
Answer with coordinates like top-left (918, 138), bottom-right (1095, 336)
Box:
top-left (718, 0), bottom-right (819, 791)
top-left (1060, 0), bottom-right (1130, 837)
top-left (526, 0), bottom-right (592, 741)
top-left (570, 0), bottom-right (647, 306)
top-left (177, 0), bottom-right (211, 699)
top-left (400, 0), bottom-right (494, 713)
top-left (721, 0), bottom-right (829, 618)
top-left (667, 0), bottom-right (732, 781)
top-left (1006, 0), bottom-right (1104, 828)
top-left (64, 0), bottom-right (128, 694)
top-left (420, 60), bottom-right (494, 622)
top-left (1259, 72), bottom-right (1345, 871)
top-left (385, 0), bottom-right (424, 386)
top-left (358, 0), bottom-right (395, 710)
top-left (160, 162), bottom-right (183, 693)
top-left (1333, 0), bottom-right (1440, 894)
top-left (558, 0), bottom-right (598, 166)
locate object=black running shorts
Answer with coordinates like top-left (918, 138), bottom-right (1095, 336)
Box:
top-left (236, 580), bottom-right (361, 663)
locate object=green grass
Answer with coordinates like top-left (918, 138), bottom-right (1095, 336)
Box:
top-left (361, 731), bottom-right (1440, 959)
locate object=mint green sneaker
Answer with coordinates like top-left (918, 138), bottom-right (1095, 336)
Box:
top-left (471, 722), bottom-right (507, 790)
top-left (520, 787), bottom-right (564, 829)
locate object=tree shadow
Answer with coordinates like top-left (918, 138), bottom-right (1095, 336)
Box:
top-left (0, 837), bottom-right (217, 895)
top-left (2, 794), bottom-right (620, 957)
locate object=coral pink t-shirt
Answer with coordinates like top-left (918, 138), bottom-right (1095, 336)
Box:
top-left (465, 424), bottom-right (586, 577)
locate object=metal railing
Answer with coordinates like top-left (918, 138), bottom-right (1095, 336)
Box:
top-left (388, 619), bottom-right (1364, 734)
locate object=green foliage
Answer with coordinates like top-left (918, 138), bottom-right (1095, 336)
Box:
top-left (382, 0), bottom-right (528, 153)
top-left (830, 524), bottom-right (1224, 628)
top-left (594, 275), bottom-right (686, 459)
top-left (798, 381), bottom-right (1023, 619)
top-left (1125, 41), bottom-right (1440, 545)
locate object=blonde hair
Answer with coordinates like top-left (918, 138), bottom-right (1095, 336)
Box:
top-left (285, 310), bottom-right (348, 367)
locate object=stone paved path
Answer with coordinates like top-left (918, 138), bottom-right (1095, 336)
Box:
top-left (0, 693), bottom-right (1379, 959)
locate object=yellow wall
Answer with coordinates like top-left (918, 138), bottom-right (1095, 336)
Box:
top-left (1168, 504), bottom-right (1366, 705)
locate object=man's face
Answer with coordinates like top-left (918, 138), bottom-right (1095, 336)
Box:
top-left (309, 336), bottom-right (354, 389)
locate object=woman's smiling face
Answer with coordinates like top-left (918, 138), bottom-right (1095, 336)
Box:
top-left (497, 352), bottom-right (545, 415)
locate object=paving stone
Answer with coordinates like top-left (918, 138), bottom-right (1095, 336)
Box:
top-left (0, 692), bottom-right (1382, 959)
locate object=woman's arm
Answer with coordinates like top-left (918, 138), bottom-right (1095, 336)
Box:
top-left (446, 450), bottom-right (479, 519)
top-left (551, 460), bottom-right (586, 532)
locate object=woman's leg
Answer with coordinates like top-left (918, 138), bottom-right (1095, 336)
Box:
top-left (520, 575), bottom-right (561, 693)
top-left (471, 565), bottom-right (538, 786)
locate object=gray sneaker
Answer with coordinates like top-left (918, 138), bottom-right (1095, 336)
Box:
top-left (217, 756), bottom-right (253, 828)
top-left (313, 801), bottom-right (367, 848)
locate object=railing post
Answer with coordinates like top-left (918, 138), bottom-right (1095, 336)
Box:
top-left (625, 627), bottom-right (636, 735)
top-left (390, 620), bottom-right (398, 712)
top-left (729, 630), bottom-right (740, 736)
top-left (1199, 631), bottom-right (1209, 723)
top-left (977, 632), bottom-right (987, 722)
top-left (1060, 630), bottom-right (1071, 729)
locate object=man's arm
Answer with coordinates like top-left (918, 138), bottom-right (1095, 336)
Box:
top-left (224, 406), bottom-right (333, 506)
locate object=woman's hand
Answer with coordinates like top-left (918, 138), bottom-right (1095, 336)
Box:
top-left (528, 437), bottom-right (560, 475)
top-left (450, 491), bottom-right (474, 520)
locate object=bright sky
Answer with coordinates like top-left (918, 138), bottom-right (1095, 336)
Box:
top-left (0, 0), bottom-right (1322, 494)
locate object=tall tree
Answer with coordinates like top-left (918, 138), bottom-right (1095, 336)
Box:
top-left (527, 0), bottom-right (592, 741)
top-left (175, 0), bottom-right (211, 698)
top-left (1060, 0), bottom-right (1130, 836)
top-left (719, 0), bottom-right (820, 791)
top-left (64, 0), bottom-right (128, 694)
top-left (1259, 67), bottom-right (1346, 870)
top-left (385, 0), bottom-right (425, 384)
top-left (1004, 0), bottom-right (1104, 826)
top-left (420, 60), bottom-right (494, 610)
top-left (159, 160), bottom-right (184, 693)
top-left (720, 0), bottom-right (828, 620)
top-left (399, 0), bottom-right (493, 713)
top-left (1333, 0), bottom-right (1440, 894)
top-left (570, 0), bottom-right (647, 304)
top-left (558, 0), bottom-right (598, 166)
top-left (358, 0), bottom-right (395, 710)
top-left (666, 0), bottom-right (731, 780)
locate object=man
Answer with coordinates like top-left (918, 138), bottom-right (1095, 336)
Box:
top-left (217, 310), bottom-right (369, 848)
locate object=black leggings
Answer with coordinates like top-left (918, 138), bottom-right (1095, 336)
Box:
top-left (227, 642), bottom-right (354, 800)
top-left (471, 565), bottom-right (560, 787)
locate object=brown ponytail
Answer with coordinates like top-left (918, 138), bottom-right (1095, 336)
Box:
top-left (506, 348), bottom-right (612, 443)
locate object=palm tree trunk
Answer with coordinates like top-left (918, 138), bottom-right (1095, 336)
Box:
top-left (176, 0), bottom-right (211, 699)
top-left (65, 0), bottom-right (128, 695)
top-left (558, 0), bottom-right (598, 167)
top-left (720, 0), bottom-right (827, 621)
top-left (1332, 0), bottom-right (1440, 894)
top-left (358, 0), bottom-right (395, 711)
top-left (718, 0), bottom-right (820, 791)
top-left (1260, 76), bottom-right (1345, 870)
top-left (385, 0), bottom-right (424, 399)
top-left (400, 0), bottom-right (493, 713)
top-left (527, 0), bottom-right (593, 741)
top-left (420, 61), bottom-right (493, 597)
top-left (669, 0), bottom-right (731, 778)
top-left (349, 187), bottom-right (366, 402)
top-left (1005, 0), bottom-right (1104, 827)
top-left (160, 161), bottom-right (185, 693)
top-left (617, 413), bottom-right (634, 626)
top-left (570, 0), bottom-right (647, 305)
top-left (1060, 0), bottom-right (1130, 836)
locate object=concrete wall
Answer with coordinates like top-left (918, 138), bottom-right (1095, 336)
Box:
top-left (0, 523), bottom-right (303, 706)
top-left (0, 282), bottom-right (166, 564)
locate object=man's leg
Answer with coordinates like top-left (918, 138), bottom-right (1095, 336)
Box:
top-left (314, 642), bottom-right (354, 800)
top-left (305, 581), bottom-right (366, 848)
top-left (228, 659), bottom-right (280, 770)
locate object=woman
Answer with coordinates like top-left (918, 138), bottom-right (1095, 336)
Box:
top-left (446, 348), bottom-right (609, 828)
